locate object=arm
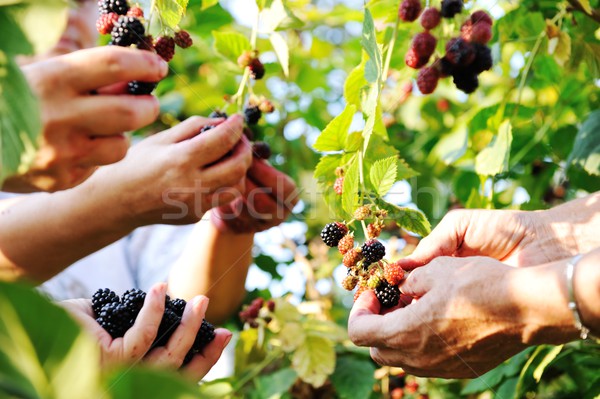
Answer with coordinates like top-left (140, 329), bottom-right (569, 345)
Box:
top-left (0, 116), bottom-right (251, 282)
top-left (398, 191), bottom-right (600, 269)
top-left (168, 160), bottom-right (299, 323)
top-left (348, 248), bottom-right (600, 378)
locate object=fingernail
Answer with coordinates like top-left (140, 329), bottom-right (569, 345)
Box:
top-left (223, 333), bottom-right (233, 347)
top-left (193, 295), bottom-right (209, 314)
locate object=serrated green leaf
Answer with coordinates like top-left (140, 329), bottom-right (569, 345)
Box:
top-left (291, 335), bottom-right (335, 388)
top-left (360, 8), bottom-right (381, 82)
top-left (314, 154), bottom-right (343, 184)
top-left (342, 156), bottom-right (359, 217)
top-left (155, 0), bottom-right (188, 29)
top-left (375, 198), bottom-right (430, 237)
top-left (330, 355), bottom-right (376, 399)
top-left (370, 156), bottom-right (397, 196)
top-left (279, 322), bottom-right (306, 352)
top-left (344, 61), bottom-right (367, 108)
top-left (269, 31), bottom-right (289, 77)
top-left (533, 345), bottom-right (563, 382)
top-left (346, 132), bottom-right (363, 152)
top-left (432, 126), bottom-right (468, 165)
top-left (0, 54), bottom-right (40, 184)
top-left (396, 158), bottom-right (419, 180)
top-left (313, 104), bottom-right (356, 152)
top-left (201, 0), bottom-right (219, 10)
top-left (254, 368), bottom-right (298, 399)
top-left (212, 31), bottom-right (251, 64)
top-left (461, 365), bottom-right (506, 394)
top-left (567, 110), bottom-right (600, 176)
top-left (475, 120), bottom-right (513, 176)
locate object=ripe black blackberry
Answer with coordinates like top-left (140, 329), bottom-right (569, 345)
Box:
top-left (249, 58), bottom-right (265, 80)
top-left (200, 125), bottom-right (216, 133)
top-left (320, 222), bottom-right (349, 247)
top-left (96, 302), bottom-right (134, 338)
top-left (452, 70), bottom-right (479, 93)
top-left (244, 105), bottom-right (262, 125)
top-left (99, 0), bottom-right (130, 16)
top-left (445, 38), bottom-right (475, 66)
top-left (471, 43), bottom-right (493, 74)
top-left (440, 0), bottom-right (463, 18)
top-left (92, 288), bottom-right (120, 316)
top-left (168, 298), bottom-right (187, 317)
top-left (110, 16), bottom-right (145, 47)
top-left (153, 309), bottom-right (181, 348)
top-left (252, 141), bottom-right (271, 160)
top-left (361, 239), bottom-right (385, 265)
top-left (209, 110), bottom-right (228, 118)
top-left (121, 288), bottom-right (146, 313)
top-left (193, 319), bottom-right (216, 351)
top-left (127, 81), bottom-right (157, 95)
top-left (375, 281), bottom-right (400, 308)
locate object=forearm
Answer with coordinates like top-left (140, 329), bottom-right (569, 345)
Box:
top-left (168, 212), bottom-right (254, 324)
top-left (0, 178), bottom-right (134, 282)
top-left (512, 247), bottom-right (600, 345)
top-left (540, 191), bottom-right (600, 255)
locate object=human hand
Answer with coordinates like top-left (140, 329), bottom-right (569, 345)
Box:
top-left (348, 256), bottom-right (578, 378)
top-left (85, 114), bottom-right (252, 227)
top-left (3, 46), bottom-right (168, 193)
top-left (210, 159), bottom-right (299, 233)
top-left (62, 283), bottom-right (232, 380)
top-left (397, 209), bottom-right (577, 270)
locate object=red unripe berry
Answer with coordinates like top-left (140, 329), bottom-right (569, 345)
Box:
top-left (266, 299), bottom-right (275, 312)
top-left (249, 58), bottom-right (265, 79)
top-left (154, 36), bottom-right (175, 62)
top-left (384, 262), bottom-right (406, 286)
top-left (471, 10), bottom-right (493, 26)
top-left (174, 30), bottom-right (193, 48)
top-left (334, 177), bottom-right (344, 195)
top-left (399, 0), bottom-right (422, 22)
top-left (416, 67), bottom-right (440, 94)
top-left (412, 32), bottom-right (437, 58)
top-left (96, 13), bottom-right (118, 35)
top-left (420, 7), bottom-right (441, 30)
top-left (405, 48), bottom-right (429, 69)
top-left (127, 6), bottom-right (144, 18)
top-left (470, 22), bottom-right (492, 44)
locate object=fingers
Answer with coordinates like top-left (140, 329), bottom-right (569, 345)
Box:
top-left (247, 159), bottom-right (298, 199)
top-left (398, 210), bottom-right (467, 270)
top-left (348, 290), bottom-right (388, 347)
top-left (122, 283), bottom-right (167, 361)
top-left (159, 116), bottom-right (225, 144)
top-left (74, 95), bottom-right (160, 136)
top-left (58, 47), bottom-right (169, 93)
top-left (186, 115), bottom-right (245, 166)
top-left (199, 137), bottom-right (253, 188)
top-left (182, 328), bottom-right (232, 381)
top-left (145, 296), bottom-right (209, 368)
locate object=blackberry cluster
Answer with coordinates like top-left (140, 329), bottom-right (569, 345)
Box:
top-left (110, 16), bottom-right (145, 47)
top-left (239, 297), bottom-right (276, 328)
top-left (127, 81), bottom-right (157, 95)
top-left (252, 142), bottom-right (272, 160)
top-left (399, 0), bottom-right (493, 95)
top-left (91, 288), bottom-right (216, 366)
top-left (320, 222), bottom-right (349, 247)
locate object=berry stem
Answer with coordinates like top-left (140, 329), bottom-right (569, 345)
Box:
top-left (230, 9), bottom-right (261, 110)
top-left (381, 17), bottom-right (400, 86)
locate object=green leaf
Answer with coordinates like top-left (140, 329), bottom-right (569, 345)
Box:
top-left (0, 282), bottom-right (101, 398)
top-left (201, 0), bottom-right (219, 10)
top-left (291, 335), bottom-right (335, 388)
top-left (370, 156), bottom-right (397, 197)
top-left (567, 110), bottom-right (600, 176)
top-left (197, 380), bottom-right (235, 398)
top-left (0, 11), bottom-right (33, 55)
top-left (314, 154), bottom-right (343, 185)
top-left (330, 355), bottom-right (376, 399)
top-left (212, 31), bottom-right (252, 64)
top-left (257, 0), bottom-right (274, 10)
top-left (107, 367), bottom-right (198, 398)
top-left (360, 8), bottom-right (381, 82)
top-left (346, 132), bottom-right (363, 152)
top-left (432, 126), bottom-right (468, 165)
top-left (269, 31), bottom-right (289, 77)
top-left (344, 60), bottom-right (367, 108)
top-left (396, 157), bottom-right (419, 180)
top-left (375, 198), bottom-right (431, 237)
top-left (578, 0), bottom-right (592, 14)
top-left (342, 156), bottom-right (359, 217)
top-left (155, 0), bottom-right (188, 29)
top-left (313, 104), bottom-right (356, 152)
top-left (0, 53), bottom-right (40, 184)
top-left (533, 345), bottom-right (563, 382)
top-left (254, 368), bottom-right (298, 398)
top-left (8, 0), bottom-right (68, 55)
top-left (278, 322), bottom-right (306, 352)
top-left (461, 366), bottom-right (506, 394)
top-left (475, 120), bottom-right (513, 176)
top-left (260, 0), bottom-right (287, 32)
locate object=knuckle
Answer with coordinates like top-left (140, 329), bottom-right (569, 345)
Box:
top-left (104, 52), bottom-right (129, 81)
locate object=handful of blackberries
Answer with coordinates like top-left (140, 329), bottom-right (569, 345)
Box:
top-left (400, 0), bottom-right (494, 95)
top-left (92, 288), bottom-right (215, 366)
